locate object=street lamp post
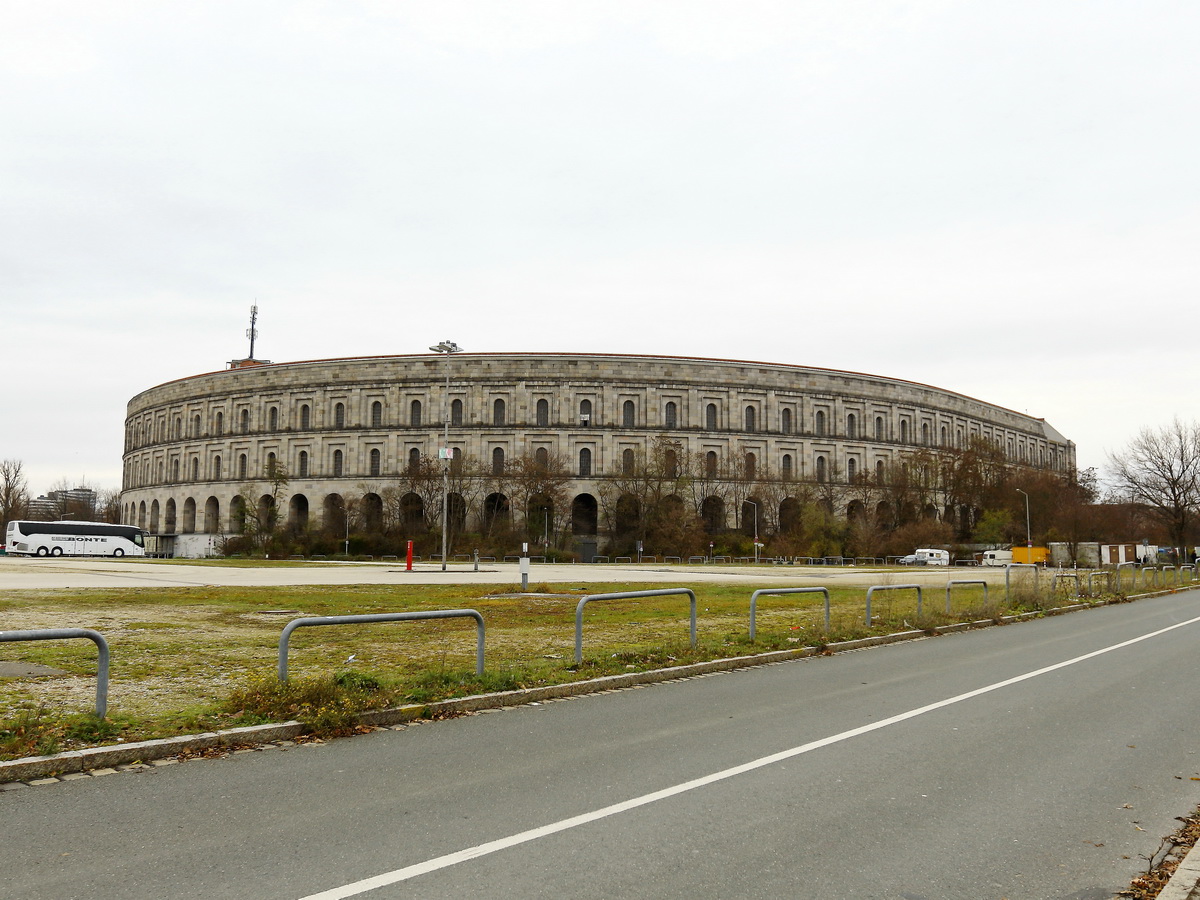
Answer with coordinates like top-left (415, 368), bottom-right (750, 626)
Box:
top-left (745, 499), bottom-right (759, 564)
top-left (1016, 488), bottom-right (1031, 561)
top-left (337, 504), bottom-right (350, 557)
top-left (429, 340), bottom-right (462, 572)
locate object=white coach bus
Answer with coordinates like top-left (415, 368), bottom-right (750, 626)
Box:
top-left (5, 520), bottom-right (148, 557)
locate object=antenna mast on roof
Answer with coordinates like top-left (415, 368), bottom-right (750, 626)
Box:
top-left (246, 304), bottom-right (259, 360)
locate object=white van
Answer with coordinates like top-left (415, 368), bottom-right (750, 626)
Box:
top-left (981, 549), bottom-right (1013, 567)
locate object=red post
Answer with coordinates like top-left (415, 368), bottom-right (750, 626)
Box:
top-left (406, 540), bottom-right (413, 571)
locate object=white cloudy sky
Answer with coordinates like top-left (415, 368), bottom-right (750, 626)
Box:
top-left (3, 1), bottom-right (1197, 495)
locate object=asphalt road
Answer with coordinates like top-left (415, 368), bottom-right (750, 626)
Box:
top-left (5, 591), bottom-right (1199, 900)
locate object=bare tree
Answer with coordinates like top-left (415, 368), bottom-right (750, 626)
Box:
top-left (96, 488), bottom-right (124, 524)
top-left (1107, 418), bottom-right (1200, 557)
top-left (45, 478), bottom-right (99, 521)
top-left (235, 460), bottom-right (290, 548)
top-left (0, 459), bottom-right (30, 532)
top-left (506, 452), bottom-right (573, 547)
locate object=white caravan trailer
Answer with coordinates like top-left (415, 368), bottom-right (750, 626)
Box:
top-left (914, 548), bottom-right (950, 566)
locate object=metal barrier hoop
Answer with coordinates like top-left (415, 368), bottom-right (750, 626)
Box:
top-left (945, 580), bottom-right (988, 614)
top-left (748, 587), bottom-right (831, 639)
top-left (865, 584), bottom-right (923, 625)
top-left (1005, 563), bottom-right (1041, 603)
top-left (278, 610), bottom-right (485, 682)
top-left (574, 589), bottom-right (697, 664)
top-left (0, 628), bottom-right (110, 717)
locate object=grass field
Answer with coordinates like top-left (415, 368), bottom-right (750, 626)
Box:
top-left (0, 570), bottom-right (1069, 759)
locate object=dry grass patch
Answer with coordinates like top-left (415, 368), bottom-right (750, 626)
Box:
top-left (0, 578), bottom-right (1084, 757)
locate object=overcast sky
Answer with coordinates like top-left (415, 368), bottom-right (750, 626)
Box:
top-left (4, 1), bottom-right (1197, 496)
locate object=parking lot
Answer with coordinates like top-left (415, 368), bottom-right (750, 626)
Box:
top-left (0, 555), bottom-right (1014, 591)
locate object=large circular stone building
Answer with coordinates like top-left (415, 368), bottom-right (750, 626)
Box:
top-left (121, 352), bottom-right (1074, 557)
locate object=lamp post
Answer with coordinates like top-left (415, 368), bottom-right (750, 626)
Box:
top-left (429, 340), bottom-right (462, 572)
top-left (336, 503), bottom-right (350, 557)
top-left (1016, 488), bottom-right (1031, 561)
top-left (745, 499), bottom-right (759, 564)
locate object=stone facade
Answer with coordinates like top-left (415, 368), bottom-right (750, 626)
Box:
top-left (120, 352), bottom-right (1075, 544)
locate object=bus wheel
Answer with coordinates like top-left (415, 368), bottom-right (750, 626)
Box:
top-left (113, 549), bottom-right (124, 557)
top-left (51, 547), bottom-right (63, 557)
top-left (36, 547), bottom-right (49, 557)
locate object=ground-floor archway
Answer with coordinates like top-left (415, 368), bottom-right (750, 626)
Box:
top-left (571, 494), bottom-right (598, 535)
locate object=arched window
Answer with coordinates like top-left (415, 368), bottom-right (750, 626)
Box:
top-left (578, 447), bottom-right (592, 477)
top-left (815, 455), bottom-right (827, 483)
top-left (266, 452), bottom-right (277, 476)
top-left (876, 460), bottom-right (885, 483)
top-left (190, 457), bottom-right (199, 481)
top-left (214, 411), bottom-right (224, 436)
top-left (900, 420), bottom-right (909, 443)
top-left (664, 401), bottom-right (677, 429)
top-left (174, 417), bottom-right (182, 439)
top-left (334, 403), bottom-right (345, 428)
top-left (535, 447), bottom-right (549, 468)
top-left (369, 448), bottom-right (381, 476)
top-left (172, 459), bottom-right (180, 482)
top-left (333, 449), bottom-right (344, 477)
top-left (706, 403), bottom-right (718, 430)
top-left (493, 398), bottom-right (506, 426)
top-left (238, 454), bottom-right (248, 479)
top-left (875, 416), bottom-right (884, 440)
top-left (940, 425), bottom-right (947, 446)
top-left (745, 452), bottom-right (757, 480)
top-left (300, 404), bottom-right (311, 429)
top-left (451, 447), bottom-right (462, 475)
top-left (846, 414), bottom-right (857, 439)
top-left (371, 401), bottom-right (383, 427)
top-left (213, 455), bottom-right (222, 480)
top-left (268, 407), bottom-right (278, 430)
top-left (622, 448), bottom-right (635, 475)
top-left (536, 399), bottom-right (549, 427)
top-left (781, 408), bottom-right (793, 434)
top-left (240, 409), bottom-right (250, 433)
top-left (815, 410), bottom-right (826, 436)
top-left (745, 406), bottom-right (756, 432)
top-left (847, 458), bottom-right (857, 483)
top-left (408, 448), bottom-right (420, 472)
top-left (622, 400), bottom-right (635, 428)
top-left (705, 451), bottom-right (718, 479)
top-left (665, 448), bottom-right (678, 478)
top-left (921, 422), bottom-right (930, 445)
top-left (451, 398), bottom-right (463, 426)
top-left (492, 447), bottom-right (505, 475)
top-left (193, 414), bottom-right (201, 437)
top-left (580, 399), bottom-right (593, 425)
top-left (298, 450), bottom-right (309, 477)
top-left (410, 400), bottom-right (421, 427)
top-left (782, 453), bottom-right (793, 480)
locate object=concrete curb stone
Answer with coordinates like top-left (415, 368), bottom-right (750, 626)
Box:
top-left (1158, 841), bottom-right (1200, 900)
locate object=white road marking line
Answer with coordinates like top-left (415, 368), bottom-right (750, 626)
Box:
top-left (299, 613), bottom-right (1200, 899)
